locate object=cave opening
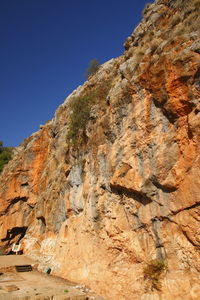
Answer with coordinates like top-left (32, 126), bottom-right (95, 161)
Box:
top-left (1, 226), bottom-right (28, 244)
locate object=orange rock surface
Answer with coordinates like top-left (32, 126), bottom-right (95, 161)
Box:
top-left (0, 0), bottom-right (200, 299)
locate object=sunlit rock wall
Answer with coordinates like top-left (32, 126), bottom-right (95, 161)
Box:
top-left (0, 0), bottom-right (200, 299)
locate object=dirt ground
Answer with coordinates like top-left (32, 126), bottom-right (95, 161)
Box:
top-left (0, 255), bottom-right (105, 300)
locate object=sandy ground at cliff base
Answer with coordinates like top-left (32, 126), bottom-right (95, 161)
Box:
top-left (0, 255), bottom-right (101, 300)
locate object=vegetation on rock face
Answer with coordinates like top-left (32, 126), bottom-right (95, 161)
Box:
top-left (67, 78), bottom-right (113, 145)
top-left (142, 2), bottom-right (152, 16)
top-left (0, 141), bottom-right (13, 173)
top-left (85, 59), bottom-right (100, 79)
top-left (143, 259), bottom-right (167, 291)
top-left (67, 94), bottom-right (95, 143)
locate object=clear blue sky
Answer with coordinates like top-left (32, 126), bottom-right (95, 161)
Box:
top-left (0, 0), bottom-right (152, 147)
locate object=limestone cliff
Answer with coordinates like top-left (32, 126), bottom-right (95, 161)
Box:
top-left (0, 0), bottom-right (200, 299)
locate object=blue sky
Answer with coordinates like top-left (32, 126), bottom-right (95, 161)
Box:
top-left (0, 0), bottom-right (152, 147)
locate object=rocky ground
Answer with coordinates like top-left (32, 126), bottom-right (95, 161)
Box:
top-left (0, 255), bottom-right (105, 300)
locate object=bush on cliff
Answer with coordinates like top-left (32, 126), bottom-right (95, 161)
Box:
top-left (143, 259), bottom-right (167, 291)
top-left (0, 141), bottom-right (13, 173)
top-left (67, 95), bottom-right (95, 143)
top-left (85, 59), bottom-right (100, 79)
top-left (67, 77), bottom-right (113, 145)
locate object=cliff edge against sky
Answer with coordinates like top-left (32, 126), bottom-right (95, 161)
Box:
top-left (0, 0), bottom-right (200, 299)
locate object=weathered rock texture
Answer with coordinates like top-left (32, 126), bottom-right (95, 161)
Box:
top-left (0, 0), bottom-right (200, 299)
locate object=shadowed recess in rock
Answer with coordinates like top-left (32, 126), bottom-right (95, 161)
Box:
top-left (1, 226), bottom-right (28, 243)
top-left (4, 197), bottom-right (28, 214)
top-left (150, 176), bottom-right (177, 193)
top-left (110, 184), bottom-right (153, 205)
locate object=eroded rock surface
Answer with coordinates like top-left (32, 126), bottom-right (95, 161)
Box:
top-left (0, 0), bottom-right (200, 299)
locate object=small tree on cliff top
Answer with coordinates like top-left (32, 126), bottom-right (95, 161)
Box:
top-left (85, 59), bottom-right (100, 79)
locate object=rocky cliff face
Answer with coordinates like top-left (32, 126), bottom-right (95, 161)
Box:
top-left (0, 0), bottom-right (200, 299)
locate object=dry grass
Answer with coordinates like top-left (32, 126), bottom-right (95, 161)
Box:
top-left (171, 14), bottom-right (181, 27)
top-left (185, 0), bottom-right (200, 11)
top-left (183, 11), bottom-right (200, 31)
top-left (142, 3), bottom-right (152, 16)
top-left (144, 259), bottom-right (167, 291)
top-left (149, 37), bottom-right (164, 54)
top-left (133, 53), bottom-right (145, 72)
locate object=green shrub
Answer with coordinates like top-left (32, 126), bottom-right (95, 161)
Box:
top-left (0, 141), bottom-right (13, 173)
top-left (67, 76), bottom-right (113, 145)
top-left (86, 59), bottom-right (100, 79)
top-left (143, 259), bottom-right (167, 291)
top-left (66, 65), bottom-right (114, 146)
top-left (67, 94), bottom-right (95, 143)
